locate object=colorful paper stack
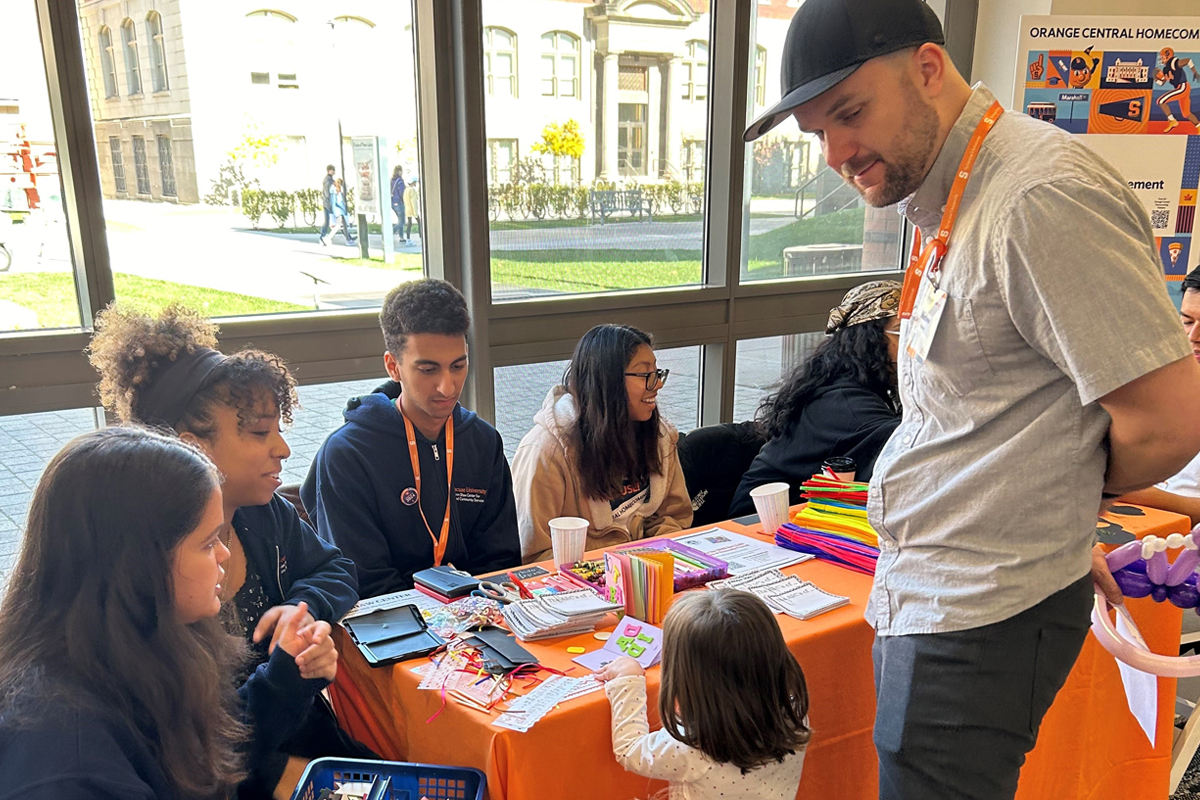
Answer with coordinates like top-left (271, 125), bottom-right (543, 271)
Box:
top-left (774, 475), bottom-right (880, 575)
top-left (604, 549), bottom-right (675, 624)
top-left (613, 539), bottom-right (729, 591)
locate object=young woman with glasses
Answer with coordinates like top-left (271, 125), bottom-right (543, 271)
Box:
top-left (513, 324), bottom-right (693, 562)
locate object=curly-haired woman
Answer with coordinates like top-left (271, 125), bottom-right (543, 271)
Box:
top-left (88, 304), bottom-right (368, 799)
top-left (729, 281), bottom-right (903, 516)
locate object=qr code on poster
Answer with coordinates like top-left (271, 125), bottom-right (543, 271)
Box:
top-left (1151, 209), bottom-right (1169, 229)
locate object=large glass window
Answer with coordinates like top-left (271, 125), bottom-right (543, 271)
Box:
top-left (73, 4), bottom-right (425, 320)
top-left (494, 346), bottom-right (702, 461)
top-left (109, 136), bottom-right (126, 193)
top-left (682, 40), bottom-right (707, 101)
top-left (485, 27), bottom-right (518, 98)
top-left (121, 18), bottom-right (142, 96)
top-left (98, 26), bottom-right (118, 98)
top-left (741, 3), bottom-right (902, 283)
top-left (157, 135), bottom-right (176, 198)
top-left (733, 333), bottom-right (824, 422)
top-left (541, 31), bottom-right (578, 99)
top-left (0, 1), bottom-right (80, 331)
top-left (0, 408), bottom-right (101, 585)
top-left (482, 1), bottom-right (711, 300)
top-left (146, 11), bottom-right (169, 93)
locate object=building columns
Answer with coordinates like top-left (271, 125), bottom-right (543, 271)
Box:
top-left (602, 52), bottom-right (619, 179)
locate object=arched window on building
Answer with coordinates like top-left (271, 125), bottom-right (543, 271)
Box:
top-left (245, 10), bottom-right (300, 89)
top-left (98, 26), bottom-right (118, 98)
top-left (754, 45), bottom-right (767, 107)
top-left (485, 27), bottom-right (518, 98)
top-left (121, 18), bottom-right (142, 96)
top-left (540, 31), bottom-right (579, 99)
top-left (682, 39), bottom-right (707, 102)
top-left (146, 11), bottom-right (169, 92)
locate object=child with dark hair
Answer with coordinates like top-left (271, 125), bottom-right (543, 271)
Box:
top-left (512, 323), bottom-right (692, 562)
top-left (0, 427), bottom-right (335, 799)
top-left (88, 303), bottom-right (366, 799)
top-left (597, 588), bottom-right (810, 798)
top-left (302, 279), bottom-right (520, 596)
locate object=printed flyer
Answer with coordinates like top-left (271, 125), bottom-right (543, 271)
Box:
top-left (1015, 16), bottom-right (1200, 284)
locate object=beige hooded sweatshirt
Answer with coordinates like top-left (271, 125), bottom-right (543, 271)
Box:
top-left (512, 385), bottom-right (694, 563)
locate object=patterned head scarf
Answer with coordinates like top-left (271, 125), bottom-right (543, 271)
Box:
top-left (825, 280), bottom-right (902, 335)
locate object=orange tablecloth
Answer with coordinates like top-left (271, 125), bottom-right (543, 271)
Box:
top-left (330, 506), bottom-right (1187, 800)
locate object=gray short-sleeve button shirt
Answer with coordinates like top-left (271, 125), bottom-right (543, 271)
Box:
top-left (866, 85), bottom-right (1191, 636)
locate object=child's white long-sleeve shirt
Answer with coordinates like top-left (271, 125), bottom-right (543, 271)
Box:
top-left (604, 675), bottom-right (806, 800)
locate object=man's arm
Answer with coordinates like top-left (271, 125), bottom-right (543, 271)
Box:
top-left (1119, 485), bottom-right (1200, 526)
top-left (1098, 355), bottom-right (1200, 495)
top-left (462, 435), bottom-right (522, 575)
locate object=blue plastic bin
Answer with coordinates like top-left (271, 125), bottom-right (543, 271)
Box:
top-left (290, 757), bottom-right (486, 800)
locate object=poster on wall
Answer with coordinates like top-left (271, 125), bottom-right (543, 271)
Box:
top-left (1014, 16), bottom-right (1200, 285)
top-left (351, 137), bottom-right (379, 215)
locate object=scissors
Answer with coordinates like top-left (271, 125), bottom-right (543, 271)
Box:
top-left (472, 580), bottom-right (523, 604)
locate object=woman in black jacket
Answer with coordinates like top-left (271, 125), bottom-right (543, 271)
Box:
top-left (0, 427), bottom-right (333, 800)
top-left (730, 281), bottom-right (903, 516)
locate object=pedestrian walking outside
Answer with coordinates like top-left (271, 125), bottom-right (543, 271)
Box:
top-left (319, 164), bottom-right (335, 242)
top-left (391, 166), bottom-right (407, 244)
top-left (321, 178), bottom-right (356, 246)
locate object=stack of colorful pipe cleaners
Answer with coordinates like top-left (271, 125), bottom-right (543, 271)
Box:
top-left (774, 475), bottom-right (880, 575)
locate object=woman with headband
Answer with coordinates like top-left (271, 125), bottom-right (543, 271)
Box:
top-left (729, 281), bottom-right (903, 516)
top-left (88, 304), bottom-right (369, 799)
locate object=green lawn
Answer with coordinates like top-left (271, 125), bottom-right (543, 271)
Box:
top-left (0, 272), bottom-right (306, 328)
top-left (325, 207), bottom-right (868, 293)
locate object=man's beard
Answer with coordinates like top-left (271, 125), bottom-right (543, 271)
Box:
top-left (840, 88), bottom-right (940, 208)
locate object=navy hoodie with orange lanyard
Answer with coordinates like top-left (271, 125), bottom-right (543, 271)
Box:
top-left (301, 380), bottom-right (521, 598)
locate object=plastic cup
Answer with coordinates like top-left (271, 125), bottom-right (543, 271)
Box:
top-left (749, 482), bottom-right (790, 535)
top-left (550, 516), bottom-right (590, 567)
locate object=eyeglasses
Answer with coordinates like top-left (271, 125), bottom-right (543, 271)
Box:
top-left (884, 329), bottom-right (901, 337)
top-left (624, 369), bottom-right (670, 390)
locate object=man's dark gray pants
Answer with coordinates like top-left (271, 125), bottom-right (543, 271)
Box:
top-left (872, 575), bottom-right (1093, 800)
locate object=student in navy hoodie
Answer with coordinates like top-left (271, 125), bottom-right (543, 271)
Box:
top-left (88, 303), bottom-right (368, 799)
top-left (302, 279), bottom-right (521, 597)
top-left (0, 427), bottom-right (336, 800)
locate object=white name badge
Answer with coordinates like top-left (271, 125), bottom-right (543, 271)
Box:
top-left (905, 273), bottom-right (948, 364)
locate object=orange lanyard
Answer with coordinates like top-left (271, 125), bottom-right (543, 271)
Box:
top-left (401, 412), bottom-right (455, 567)
top-left (899, 101), bottom-right (1004, 320)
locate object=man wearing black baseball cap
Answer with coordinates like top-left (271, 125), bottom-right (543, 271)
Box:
top-left (749, 2), bottom-right (1200, 799)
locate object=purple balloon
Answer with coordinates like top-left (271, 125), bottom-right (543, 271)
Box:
top-left (1149, 550), bottom-right (1170, 584)
top-left (1169, 549), bottom-right (1200, 586)
top-left (1115, 563), bottom-right (1153, 598)
top-left (1107, 541), bottom-right (1146, 573)
top-left (1152, 584), bottom-right (1170, 603)
top-left (1170, 582), bottom-right (1200, 608)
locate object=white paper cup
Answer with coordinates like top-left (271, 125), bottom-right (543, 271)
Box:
top-left (549, 516), bottom-right (590, 567)
top-left (749, 482), bottom-right (790, 535)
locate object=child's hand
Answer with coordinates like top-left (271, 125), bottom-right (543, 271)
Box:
top-left (595, 656), bottom-right (644, 682)
top-left (253, 603), bottom-right (316, 654)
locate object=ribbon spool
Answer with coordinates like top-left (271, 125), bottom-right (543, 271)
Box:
top-left (1090, 526), bottom-right (1200, 677)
